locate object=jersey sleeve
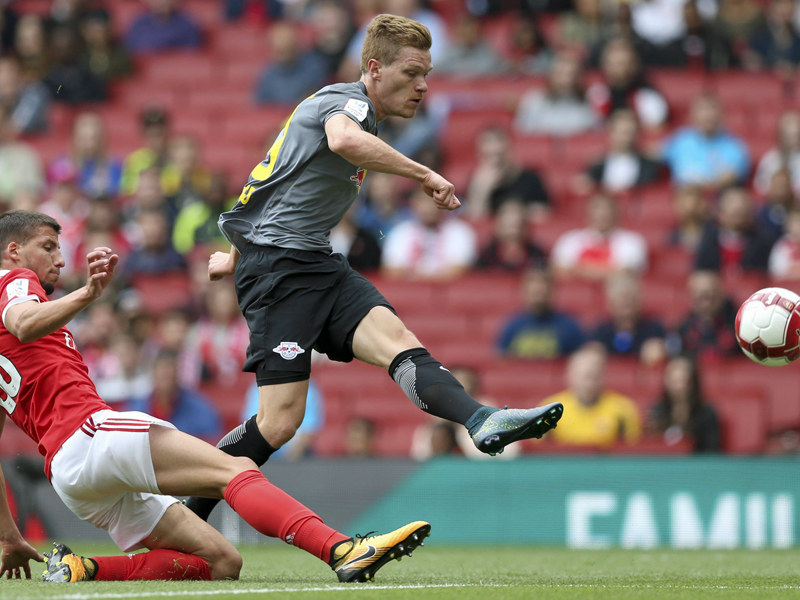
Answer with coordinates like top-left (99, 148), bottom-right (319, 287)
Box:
top-left (0, 269), bottom-right (43, 328)
top-left (319, 88), bottom-right (377, 133)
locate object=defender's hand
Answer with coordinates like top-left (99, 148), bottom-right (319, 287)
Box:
top-left (85, 247), bottom-right (119, 299)
top-left (0, 539), bottom-right (44, 579)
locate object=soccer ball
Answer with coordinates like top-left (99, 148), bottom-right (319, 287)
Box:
top-left (735, 287), bottom-right (800, 366)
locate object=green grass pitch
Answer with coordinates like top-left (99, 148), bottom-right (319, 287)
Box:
top-left (5, 544), bottom-right (800, 599)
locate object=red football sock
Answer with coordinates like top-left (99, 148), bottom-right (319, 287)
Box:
top-left (224, 469), bottom-right (348, 561)
top-left (92, 550), bottom-right (211, 581)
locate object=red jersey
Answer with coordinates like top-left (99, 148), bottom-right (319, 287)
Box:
top-left (0, 268), bottom-right (109, 478)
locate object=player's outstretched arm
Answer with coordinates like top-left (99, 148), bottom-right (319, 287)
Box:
top-left (0, 415), bottom-right (45, 579)
top-left (5, 247), bottom-right (119, 343)
top-left (325, 114), bottom-right (460, 210)
top-left (208, 245), bottom-right (240, 281)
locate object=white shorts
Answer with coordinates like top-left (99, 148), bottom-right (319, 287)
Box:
top-left (50, 409), bottom-right (181, 552)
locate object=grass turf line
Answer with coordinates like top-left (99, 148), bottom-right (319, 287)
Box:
top-left (5, 545), bottom-right (800, 600)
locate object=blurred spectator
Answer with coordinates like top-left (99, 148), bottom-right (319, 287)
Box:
top-left (355, 172), bottom-right (412, 243)
top-left (662, 92), bottom-right (750, 190)
top-left (435, 13), bottom-right (509, 76)
top-left (339, 0), bottom-right (448, 81)
top-left (587, 2), bottom-right (666, 67)
top-left (307, 0), bottom-right (355, 80)
top-left (475, 199), bottom-right (547, 272)
top-left (126, 350), bottom-right (222, 441)
top-left (38, 157), bottom-right (89, 284)
top-left (160, 134), bottom-right (211, 207)
top-left (0, 105), bottom-right (44, 204)
top-left (378, 100), bottom-right (446, 165)
top-left (0, 54), bottom-right (50, 134)
top-left (768, 206), bottom-right (800, 279)
top-left (591, 272), bottom-right (667, 365)
top-left (670, 269), bottom-right (740, 359)
top-left (345, 416), bottom-right (377, 457)
top-left (63, 110), bottom-right (123, 199)
top-left (121, 107), bottom-right (171, 196)
top-left (224, 0), bottom-right (283, 22)
top-left (496, 267), bottom-right (585, 359)
top-left (765, 425), bottom-right (800, 454)
top-left (745, 0), bottom-right (800, 75)
top-left (551, 193), bottom-right (648, 280)
top-left (541, 343), bottom-right (642, 447)
top-left (49, 0), bottom-right (90, 29)
top-left (173, 172), bottom-right (233, 255)
top-left (648, 355), bottom-right (722, 452)
top-left (125, 0), bottom-right (202, 55)
top-left (710, 0), bottom-right (767, 68)
top-left (254, 21), bottom-right (328, 106)
top-left (381, 188), bottom-right (477, 281)
top-left (121, 165), bottom-right (173, 231)
top-left (572, 108), bottom-right (665, 196)
top-left (754, 110), bottom-right (800, 198)
top-left (78, 8), bottom-right (133, 88)
top-left (94, 333), bottom-right (153, 405)
top-left (668, 184), bottom-right (710, 252)
top-left (465, 126), bottom-right (551, 221)
top-left (147, 309), bottom-right (193, 378)
top-left (331, 202), bottom-right (382, 271)
top-left (410, 420), bottom-right (462, 460)
top-left (184, 282), bottom-right (249, 385)
top-left (508, 16), bottom-right (553, 75)
top-left (13, 13), bottom-right (48, 81)
top-left (514, 50), bottom-right (600, 137)
top-left (557, 0), bottom-right (612, 52)
top-left (629, 0), bottom-right (688, 54)
top-left (0, 3), bottom-right (17, 53)
top-left (121, 208), bottom-right (188, 281)
top-left (241, 379), bottom-right (325, 460)
top-left (694, 186), bottom-right (772, 273)
top-left (681, 0), bottom-right (739, 70)
top-left (73, 300), bottom-right (120, 378)
top-left (43, 24), bottom-right (107, 104)
top-left (587, 36), bottom-right (669, 131)
top-left (72, 197), bottom-right (132, 275)
top-left (756, 165), bottom-right (797, 244)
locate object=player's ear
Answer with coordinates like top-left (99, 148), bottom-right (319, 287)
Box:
top-left (366, 58), bottom-right (382, 79)
top-left (5, 241), bottom-right (19, 261)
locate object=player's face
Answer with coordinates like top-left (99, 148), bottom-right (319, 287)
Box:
top-left (15, 226), bottom-right (64, 294)
top-left (372, 47), bottom-right (432, 121)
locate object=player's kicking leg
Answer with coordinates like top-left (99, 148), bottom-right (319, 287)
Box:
top-left (352, 306), bottom-right (564, 455)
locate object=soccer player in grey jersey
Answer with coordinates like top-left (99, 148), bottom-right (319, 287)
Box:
top-left (186, 14), bottom-right (563, 522)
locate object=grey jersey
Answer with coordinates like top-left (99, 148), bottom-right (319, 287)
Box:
top-left (219, 81), bottom-right (378, 253)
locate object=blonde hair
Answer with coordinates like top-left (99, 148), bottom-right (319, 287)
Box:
top-left (360, 13), bottom-right (431, 74)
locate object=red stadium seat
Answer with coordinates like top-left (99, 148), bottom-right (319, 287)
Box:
top-left (137, 51), bottom-right (218, 89)
top-left (131, 271), bottom-right (193, 318)
top-left (199, 372), bottom-right (254, 431)
top-left (708, 387), bottom-right (767, 454)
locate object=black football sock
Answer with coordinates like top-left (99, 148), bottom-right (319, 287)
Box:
top-left (184, 415), bottom-right (277, 521)
top-left (388, 348), bottom-right (484, 425)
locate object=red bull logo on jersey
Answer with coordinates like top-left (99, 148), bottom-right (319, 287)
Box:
top-left (273, 341), bottom-right (306, 360)
top-left (350, 168), bottom-right (366, 190)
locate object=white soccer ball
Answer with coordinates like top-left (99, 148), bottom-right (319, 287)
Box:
top-left (735, 287), bottom-right (800, 366)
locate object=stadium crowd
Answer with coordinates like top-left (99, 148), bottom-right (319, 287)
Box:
top-left (1, 0), bottom-right (800, 463)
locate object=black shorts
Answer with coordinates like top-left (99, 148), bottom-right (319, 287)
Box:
top-left (234, 244), bottom-right (393, 385)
